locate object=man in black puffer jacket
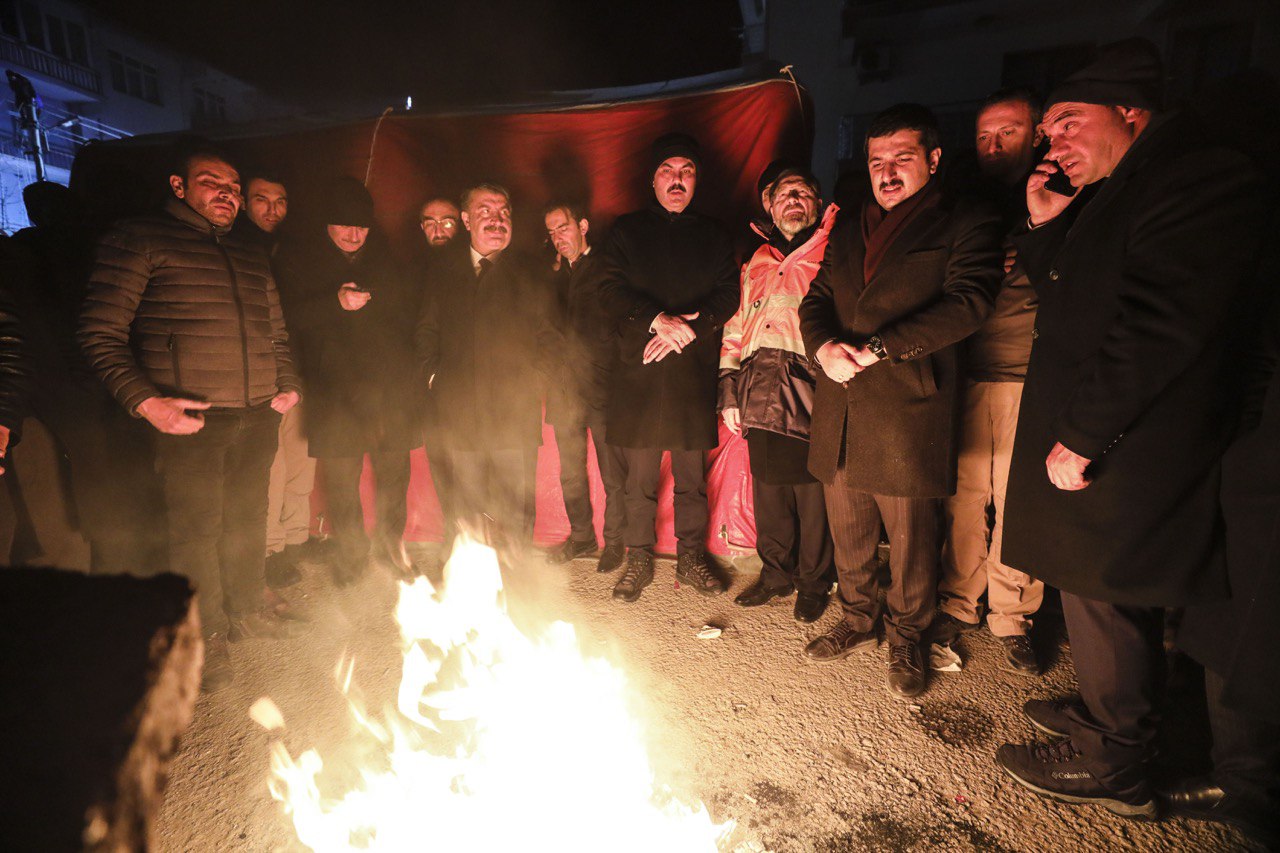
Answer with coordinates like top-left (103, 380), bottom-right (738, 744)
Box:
top-left (79, 141), bottom-right (303, 692)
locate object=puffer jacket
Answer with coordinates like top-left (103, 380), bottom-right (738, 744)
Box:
top-left (718, 204), bottom-right (837, 440)
top-left (80, 196), bottom-right (299, 413)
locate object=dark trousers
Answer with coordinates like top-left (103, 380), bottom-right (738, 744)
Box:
top-left (823, 469), bottom-right (940, 645)
top-left (754, 478), bottom-right (833, 595)
top-left (153, 405), bottom-right (280, 636)
top-left (1059, 592), bottom-right (1165, 790)
top-left (443, 447), bottom-right (528, 547)
top-left (553, 410), bottom-right (626, 545)
top-left (1206, 668), bottom-right (1280, 825)
top-left (618, 447), bottom-right (706, 556)
top-left (322, 450), bottom-right (411, 566)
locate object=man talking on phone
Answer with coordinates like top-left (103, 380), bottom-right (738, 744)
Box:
top-left (996, 40), bottom-right (1266, 819)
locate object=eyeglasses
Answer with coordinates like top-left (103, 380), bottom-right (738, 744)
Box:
top-left (421, 217), bottom-right (458, 228)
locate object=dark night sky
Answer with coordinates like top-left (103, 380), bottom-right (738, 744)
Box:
top-left (82, 0), bottom-right (745, 108)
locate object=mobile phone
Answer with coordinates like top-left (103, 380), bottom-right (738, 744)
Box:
top-left (1044, 167), bottom-right (1077, 198)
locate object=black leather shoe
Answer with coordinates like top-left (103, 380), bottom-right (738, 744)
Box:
top-left (793, 591), bottom-right (829, 623)
top-left (734, 578), bottom-right (794, 607)
top-left (886, 641), bottom-right (927, 699)
top-left (265, 550), bottom-right (302, 588)
top-left (997, 739), bottom-right (1157, 820)
top-left (675, 552), bottom-right (725, 596)
top-left (546, 537), bottom-right (598, 565)
top-left (1158, 776), bottom-right (1277, 847)
top-left (1001, 634), bottom-right (1040, 675)
top-left (201, 634), bottom-right (234, 693)
top-left (612, 550), bottom-right (655, 602)
top-left (1023, 696), bottom-right (1081, 739)
top-left (596, 543), bottom-right (625, 573)
top-left (804, 621), bottom-right (877, 662)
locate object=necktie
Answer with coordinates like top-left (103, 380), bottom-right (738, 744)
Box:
top-left (477, 257), bottom-right (493, 279)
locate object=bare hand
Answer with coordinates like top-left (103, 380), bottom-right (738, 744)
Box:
top-left (137, 396), bottom-right (211, 435)
top-left (652, 312), bottom-right (699, 350)
top-left (271, 389), bottom-right (300, 414)
top-left (338, 282), bottom-right (372, 311)
top-left (817, 341), bottom-right (865, 384)
top-left (1045, 441), bottom-right (1091, 490)
top-left (1003, 243), bottom-right (1018, 275)
top-left (1026, 161), bottom-right (1076, 227)
top-left (0, 424), bottom-right (9, 475)
top-left (850, 345), bottom-right (880, 367)
top-left (643, 336), bottom-right (680, 364)
top-left (722, 407), bottom-right (741, 436)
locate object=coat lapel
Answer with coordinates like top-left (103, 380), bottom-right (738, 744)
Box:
top-left (859, 203), bottom-right (946, 302)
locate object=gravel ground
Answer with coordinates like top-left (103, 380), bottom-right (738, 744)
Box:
top-left (155, 547), bottom-right (1254, 852)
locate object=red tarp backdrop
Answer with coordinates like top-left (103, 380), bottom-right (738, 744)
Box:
top-left (72, 78), bottom-right (810, 555)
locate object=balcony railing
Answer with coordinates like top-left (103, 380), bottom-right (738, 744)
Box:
top-left (0, 35), bottom-right (101, 97)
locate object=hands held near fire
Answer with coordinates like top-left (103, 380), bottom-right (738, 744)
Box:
top-left (137, 395), bottom-right (212, 435)
top-left (338, 282), bottom-right (371, 311)
top-left (722, 406), bottom-right (741, 436)
top-left (1026, 161), bottom-right (1076, 227)
top-left (271, 389), bottom-right (300, 414)
top-left (817, 340), bottom-right (878, 384)
top-left (643, 311), bottom-right (699, 364)
top-left (1045, 441), bottom-right (1091, 491)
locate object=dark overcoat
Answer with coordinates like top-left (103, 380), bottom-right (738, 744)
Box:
top-left (545, 250), bottom-right (615, 425)
top-left (273, 230), bottom-right (419, 458)
top-left (415, 249), bottom-right (554, 452)
top-left (597, 205), bottom-right (740, 450)
top-left (798, 191), bottom-right (1003, 496)
top-left (1002, 112), bottom-right (1266, 606)
top-left (1178, 258), bottom-right (1280, 720)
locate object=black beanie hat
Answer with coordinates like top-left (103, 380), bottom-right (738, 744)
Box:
top-left (1046, 38), bottom-right (1164, 112)
top-left (650, 132), bottom-right (702, 176)
top-left (321, 176), bottom-right (375, 227)
top-left (757, 159), bottom-right (818, 200)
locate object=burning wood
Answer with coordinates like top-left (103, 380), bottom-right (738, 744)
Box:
top-left (254, 536), bottom-right (731, 851)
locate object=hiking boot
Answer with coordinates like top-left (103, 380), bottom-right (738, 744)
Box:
top-left (201, 634), bottom-right (234, 693)
top-left (1023, 696), bottom-right (1082, 739)
top-left (996, 738), bottom-right (1157, 820)
top-left (596, 542), bottom-right (625, 573)
top-left (675, 552), bottom-right (725, 596)
top-left (546, 537), bottom-right (598, 565)
top-left (228, 607), bottom-right (305, 642)
top-left (804, 621), bottom-right (878, 662)
top-left (886, 641), bottom-right (927, 699)
top-left (1001, 634), bottom-right (1040, 675)
top-left (612, 550), bottom-right (655, 602)
top-left (264, 550), bottom-right (301, 588)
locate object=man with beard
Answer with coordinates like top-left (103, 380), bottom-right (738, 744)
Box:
top-left (995, 40), bottom-right (1266, 820)
top-left (597, 132), bottom-right (739, 602)
top-left (80, 141), bottom-right (302, 691)
top-left (416, 183), bottom-right (555, 558)
top-left (419, 197), bottom-right (461, 250)
top-left (273, 177), bottom-right (419, 586)
top-left (542, 201), bottom-right (626, 571)
top-left (934, 88), bottom-right (1045, 675)
top-left (798, 104), bottom-right (1002, 699)
top-left (719, 165), bottom-right (835, 622)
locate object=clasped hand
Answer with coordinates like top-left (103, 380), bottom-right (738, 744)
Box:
top-left (643, 311), bottom-right (699, 364)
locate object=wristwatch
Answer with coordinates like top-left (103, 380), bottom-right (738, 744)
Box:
top-left (866, 335), bottom-right (888, 361)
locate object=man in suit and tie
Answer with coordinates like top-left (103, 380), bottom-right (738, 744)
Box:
top-left (798, 103), bottom-right (1003, 699)
top-left (415, 182), bottom-right (555, 558)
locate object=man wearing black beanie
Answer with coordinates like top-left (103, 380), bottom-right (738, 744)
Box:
top-left (596, 132), bottom-right (739, 602)
top-left (995, 39), bottom-right (1269, 827)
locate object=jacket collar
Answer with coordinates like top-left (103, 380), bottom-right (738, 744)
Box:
top-left (163, 195), bottom-right (232, 236)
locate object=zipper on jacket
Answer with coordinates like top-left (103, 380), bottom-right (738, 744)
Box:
top-left (213, 232), bottom-right (252, 406)
top-left (167, 333), bottom-right (182, 390)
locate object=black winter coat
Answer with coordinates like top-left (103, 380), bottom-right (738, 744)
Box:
top-left (799, 191), bottom-right (1004, 495)
top-left (273, 231), bottom-right (420, 458)
top-left (1002, 112), bottom-right (1267, 606)
top-left (80, 197), bottom-right (299, 413)
top-left (597, 205), bottom-right (739, 450)
top-left (546, 250), bottom-right (615, 425)
top-left (415, 249), bottom-right (555, 452)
